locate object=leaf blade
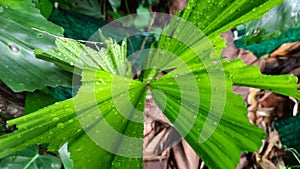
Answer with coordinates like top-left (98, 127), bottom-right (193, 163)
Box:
top-left (150, 66), bottom-right (266, 168)
top-left (36, 38), bottom-right (132, 77)
top-left (0, 69), bottom-right (147, 169)
top-left (0, 0), bottom-right (72, 92)
top-left (0, 145), bottom-right (61, 169)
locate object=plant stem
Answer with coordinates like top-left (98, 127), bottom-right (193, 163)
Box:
top-left (132, 12), bottom-right (156, 66)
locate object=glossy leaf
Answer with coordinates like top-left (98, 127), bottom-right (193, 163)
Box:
top-left (0, 0), bottom-right (71, 92)
top-left (0, 145), bottom-right (61, 169)
top-left (245, 0), bottom-right (300, 45)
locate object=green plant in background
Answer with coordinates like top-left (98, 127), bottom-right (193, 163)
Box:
top-left (0, 0), bottom-right (71, 92)
top-left (33, 0), bottom-right (54, 18)
top-left (279, 147), bottom-right (300, 169)
top-left (244, 0), bottom-right (300, 45)
top-left (0, 0), bottom-right (299, 169)
top-left (48, 0), bottom-right (108, 19)
top-left (0, 145), bottom-right (61, 169)
top-left (234, 0), bottom-right (300, 57)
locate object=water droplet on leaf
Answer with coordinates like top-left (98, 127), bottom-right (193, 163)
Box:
top-left (9, 44), bottom-right (20, 54)
top-left (16, 134), bottom-right (21, 139)
top-left (57, 123), bottom-right (64, 128)
top-left (52, 117), bottom-right (60, 122)
top-left (37, 34), bottom-right (43, 38)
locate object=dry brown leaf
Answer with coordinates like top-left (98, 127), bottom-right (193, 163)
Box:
top-left (270, 42), bottom-right (300, 58)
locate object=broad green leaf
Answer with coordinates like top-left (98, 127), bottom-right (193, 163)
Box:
top-left (35, 38), bottom-right (132, 77)
top-left (245, 0), bottom-right (300, 45)
top-left (0, 0), bottom-right (71, 92)
top-left (58, 142), bottom-right (74, 169)
top-left (0, 145), bottom-right (61, 169)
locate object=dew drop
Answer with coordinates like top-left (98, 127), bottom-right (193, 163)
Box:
top-left (57, 123), bottom-right (64, 128)
top-left (16, 134), bottom-right (21, 139)
top-left (113, 161), bottom-right (121, 167)
top-left (99, 78), bottom-right (105, 83)
top-left (52, 117), bottom-right (60, 122)
top-left (51, 163), bottom-right (60, 168)
top-left (193, 114), bottom-right (197, 119)
top-left (37, 34), bottom-right (43, 38)
top-left (9, 44), bottom-right (20, 54)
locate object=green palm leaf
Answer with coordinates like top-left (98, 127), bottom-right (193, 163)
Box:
top-left (149, 57), bottom-right (300, 168)
top-left (222, 59), bottom-right (300, 99)
top-left (1, 0), bottom-right (299, 169)
top-left (0, 69), bottom-right (147, 168)
top-left (150, 68), bottom-right (265, 168)
top-left (35, 37), bottom-right (132, 77)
